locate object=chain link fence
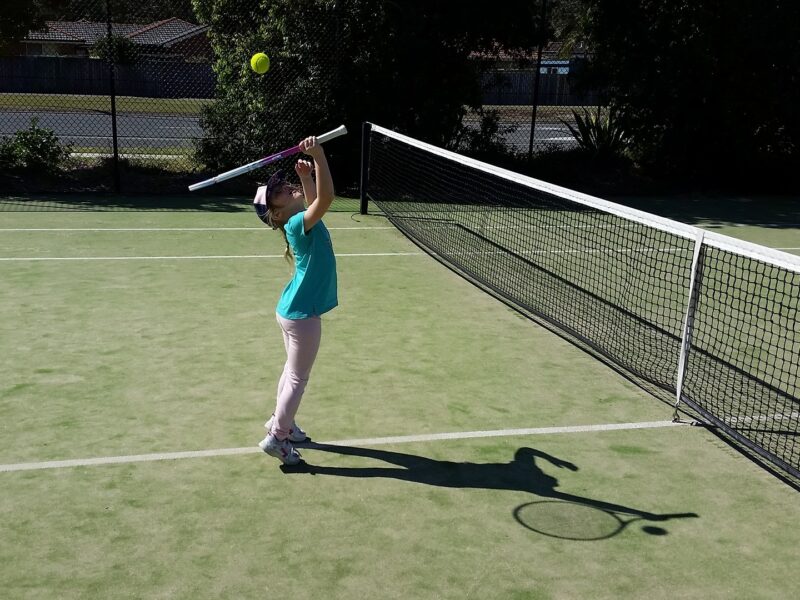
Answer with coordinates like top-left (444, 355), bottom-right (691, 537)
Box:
top-left (0, 0), bottom-right (595, 196)
top-left (471, 45), bottom-right (597, 158)
top-left (0, 1), bottom-right (209, 193)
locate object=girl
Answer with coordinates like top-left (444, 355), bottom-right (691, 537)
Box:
top-left (253, 136), bottom-right (337, 465)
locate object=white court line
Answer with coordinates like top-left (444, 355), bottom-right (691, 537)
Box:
top-left (0, 420), bottom-right (683, 473)
top-left (726, 223), bottom-right (800, 228)
top-left (2, 227), bottom-right (796, 253)
top-left (0, 252), bottom-right (424, 262)
top-left (0, 246), bottom-right (686, 262)
top-left (726, 411), bottom-right (800, 425)
top-left (3, 244), bottom-right (796, 262)
top-left (0, 226), bottom-right (394, 232)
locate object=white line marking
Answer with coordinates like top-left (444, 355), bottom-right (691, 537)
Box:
top-left (518, 246), bottom-right (689, 257)
top-left (4, 243), bottom-right (796, 262)
top-left (0, 420), bottom-right (683, 473)
top-left (323, 420), bottom-right (683, 446)
top-left (1, 226), bottom-right (795, 253)
top-left (0, 227), bottom-right (394, 232)
top-left (0, 252), bottom-right (423, 262)
top-left (725, 411), bottom-right (800, 425)
top-left (726, 224), bottom-right (800, 228)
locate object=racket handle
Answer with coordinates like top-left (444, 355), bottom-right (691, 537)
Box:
top-left (188, 160), bottom-right (265, 190)
top-left (188, 179), bottom-right (216, 191)
top-left (316, 125), bottom-right (347, 144)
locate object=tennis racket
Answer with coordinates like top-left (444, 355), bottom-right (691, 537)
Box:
top-left (188, 125), bottom-right (347, 191)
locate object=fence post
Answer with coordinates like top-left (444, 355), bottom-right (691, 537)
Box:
top-left (105, 0), bottom-right (121, 192)
top-left (527, 0), bottom-right (548, 162)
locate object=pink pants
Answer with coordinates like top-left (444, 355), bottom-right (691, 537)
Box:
top-left (271, 313), bottom-right (322, 440)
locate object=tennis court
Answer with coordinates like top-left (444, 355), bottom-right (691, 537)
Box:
top-left (1, 192), bottom-right (799, 599)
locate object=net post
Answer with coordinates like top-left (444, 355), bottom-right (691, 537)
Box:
top-left (674, 229), bottom-right (706, 418)
top-left (360, 122), bottom-right (372, 215)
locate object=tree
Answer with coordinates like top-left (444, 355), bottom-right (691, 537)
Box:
top-left (92, 34), bottom-right (138, 64)
top-left (0, 2), bottom-right (53, 53)
top-left (52, 1), bottom-right (197, 23)
top-left (575, 0), bottom-right (800, 183)
top-left (550, 0), bottom-right (592, 57)
top-left (191, 0), bottom-right (547, 183)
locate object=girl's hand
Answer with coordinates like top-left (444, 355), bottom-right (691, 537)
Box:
top-left (295, 158), bottom-right (314, 179)
top-left (298, 136), bottom-right (323, 159)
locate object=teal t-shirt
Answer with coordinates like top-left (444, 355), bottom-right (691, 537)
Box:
top-left (276, 211), bottom-right (338, 319)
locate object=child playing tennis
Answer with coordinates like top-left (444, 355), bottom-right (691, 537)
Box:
top-left (252, 135), bottom-right (337, 465)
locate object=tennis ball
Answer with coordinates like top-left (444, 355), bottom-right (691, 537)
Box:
top-left (250, 52), bottom-right (270, 75)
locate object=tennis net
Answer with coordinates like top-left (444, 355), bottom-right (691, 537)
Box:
top-left (361, 123), bottom-right (800, 483)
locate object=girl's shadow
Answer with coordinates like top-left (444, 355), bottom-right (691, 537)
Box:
top-left (285, 443), bottom-right (697, 538)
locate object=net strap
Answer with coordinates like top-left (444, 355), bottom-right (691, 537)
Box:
top-left (675, 229), bottom-right (706, 416)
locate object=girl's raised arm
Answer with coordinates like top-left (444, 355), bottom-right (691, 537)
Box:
top-left (301, 136), bottom-right (334, 231)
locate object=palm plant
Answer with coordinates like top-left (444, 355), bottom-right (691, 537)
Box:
top-left (562, 106), bottom-right (628, 159)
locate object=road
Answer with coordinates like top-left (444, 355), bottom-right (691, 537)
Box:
top-left (0, 110), bottom-right (201, 149)
top-left (0, 110), bottom-right (577, 152)
top-left (497, 123), bottom-right (578, 151)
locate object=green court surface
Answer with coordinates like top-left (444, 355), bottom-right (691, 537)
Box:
top-left (1, 201), bottom-right (799, 599)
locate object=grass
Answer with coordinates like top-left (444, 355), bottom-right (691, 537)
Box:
top-left (0, 93), bottom-right (213, 116)
top-left (0, 207), bottom-right (798, 599)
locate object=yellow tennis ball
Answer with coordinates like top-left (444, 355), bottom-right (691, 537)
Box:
top-left (250, 52), bottom-right (270, 74)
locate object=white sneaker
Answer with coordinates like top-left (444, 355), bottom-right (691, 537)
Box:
top-left (258, 434), bottom-right (302, 466)
top-left (264, 414), bottom-right (308, 443)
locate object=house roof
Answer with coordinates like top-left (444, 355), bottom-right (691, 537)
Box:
top-left (42, 21), bottom-right (141, 45)
top-left (25, 23), bottom-right (99, 43)
top-left (24, 18), bottom-right (207, 48)
top-left (127, 18), bottom-right (209, 47)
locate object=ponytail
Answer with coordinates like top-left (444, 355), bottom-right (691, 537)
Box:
top-left (278, 226), bottom-right (294, 265)
top-left (256, 177), bottom-right (301, 266)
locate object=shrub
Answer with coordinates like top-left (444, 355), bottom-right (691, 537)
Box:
top-left (0, 136), bottom-right (18, 169)
top-left (562, 106), bottom-right (628, 160)
top-left (92, 35), bottom-right (138, 65)
top-left (1, 118), bottom-right (73, 172)
top-left (452, 108), bottom-right (519, 159)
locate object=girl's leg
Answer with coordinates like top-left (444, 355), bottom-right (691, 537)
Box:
top-left (272, 314), bottom-right (321, 439)
top-left (264, 323), bottom-right (291, 429)
top-left (276, 322), bottom-right (291, 398)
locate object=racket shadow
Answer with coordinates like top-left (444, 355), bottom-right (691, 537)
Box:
top-left (284, 443), bottom-right (698, 539)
